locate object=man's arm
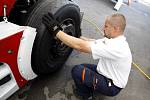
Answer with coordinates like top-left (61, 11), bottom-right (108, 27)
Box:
top-left (42, 13), bottom-right (92, 53)
top-left (56, 31), bottom-right (92, 53)
top-left (80, 36), bottom-right (95, 41)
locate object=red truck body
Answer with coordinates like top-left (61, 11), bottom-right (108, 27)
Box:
top-left (0, 0), bottom-right (81, 99)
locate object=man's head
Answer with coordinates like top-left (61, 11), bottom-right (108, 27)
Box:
top-left (103, 13), bottom-right (126, 38)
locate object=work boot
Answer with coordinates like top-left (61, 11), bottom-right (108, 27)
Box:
top-left (72, 85), bottom-right (83, 99)
top-left (72, 85), bottom-right (95, 100)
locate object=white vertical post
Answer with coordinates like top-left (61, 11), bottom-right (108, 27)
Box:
top-left (114, 0), bottom-right (123, 11)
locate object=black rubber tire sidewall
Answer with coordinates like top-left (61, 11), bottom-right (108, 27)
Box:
top-left (26, 1), bottom-right (81, 75)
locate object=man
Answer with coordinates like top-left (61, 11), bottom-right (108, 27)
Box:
top-left (42, 13), bottom-right (132, 100)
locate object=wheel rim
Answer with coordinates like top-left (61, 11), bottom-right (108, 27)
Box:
top-left (49, 18), bottom-right (75, 60)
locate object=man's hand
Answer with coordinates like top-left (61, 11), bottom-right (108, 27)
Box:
top-left (42, 13), bottom-right (62, 36)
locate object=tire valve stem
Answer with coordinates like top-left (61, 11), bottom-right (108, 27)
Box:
top-left (27, 0), bottom-right (30, 5)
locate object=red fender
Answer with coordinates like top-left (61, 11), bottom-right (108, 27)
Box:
top-left (0, 31), bottom-right (28, 88)
top-left (0, 0), bottom-right (16, 16)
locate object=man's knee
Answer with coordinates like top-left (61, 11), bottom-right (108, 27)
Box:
top-left (71, 64), bottom-right (84, 79)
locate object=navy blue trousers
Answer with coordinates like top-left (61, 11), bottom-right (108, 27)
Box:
top-left (71, 64), bottom-right (122, 97)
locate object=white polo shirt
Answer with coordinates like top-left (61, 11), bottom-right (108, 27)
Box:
top-left (90, 35), bottom-right (132, 88)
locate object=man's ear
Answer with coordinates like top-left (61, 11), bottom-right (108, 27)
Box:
top-left (114, 26), bottom-right (120, 32)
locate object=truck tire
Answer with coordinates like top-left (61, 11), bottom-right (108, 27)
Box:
top-left (25, 0), bottom-right (81, 75)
